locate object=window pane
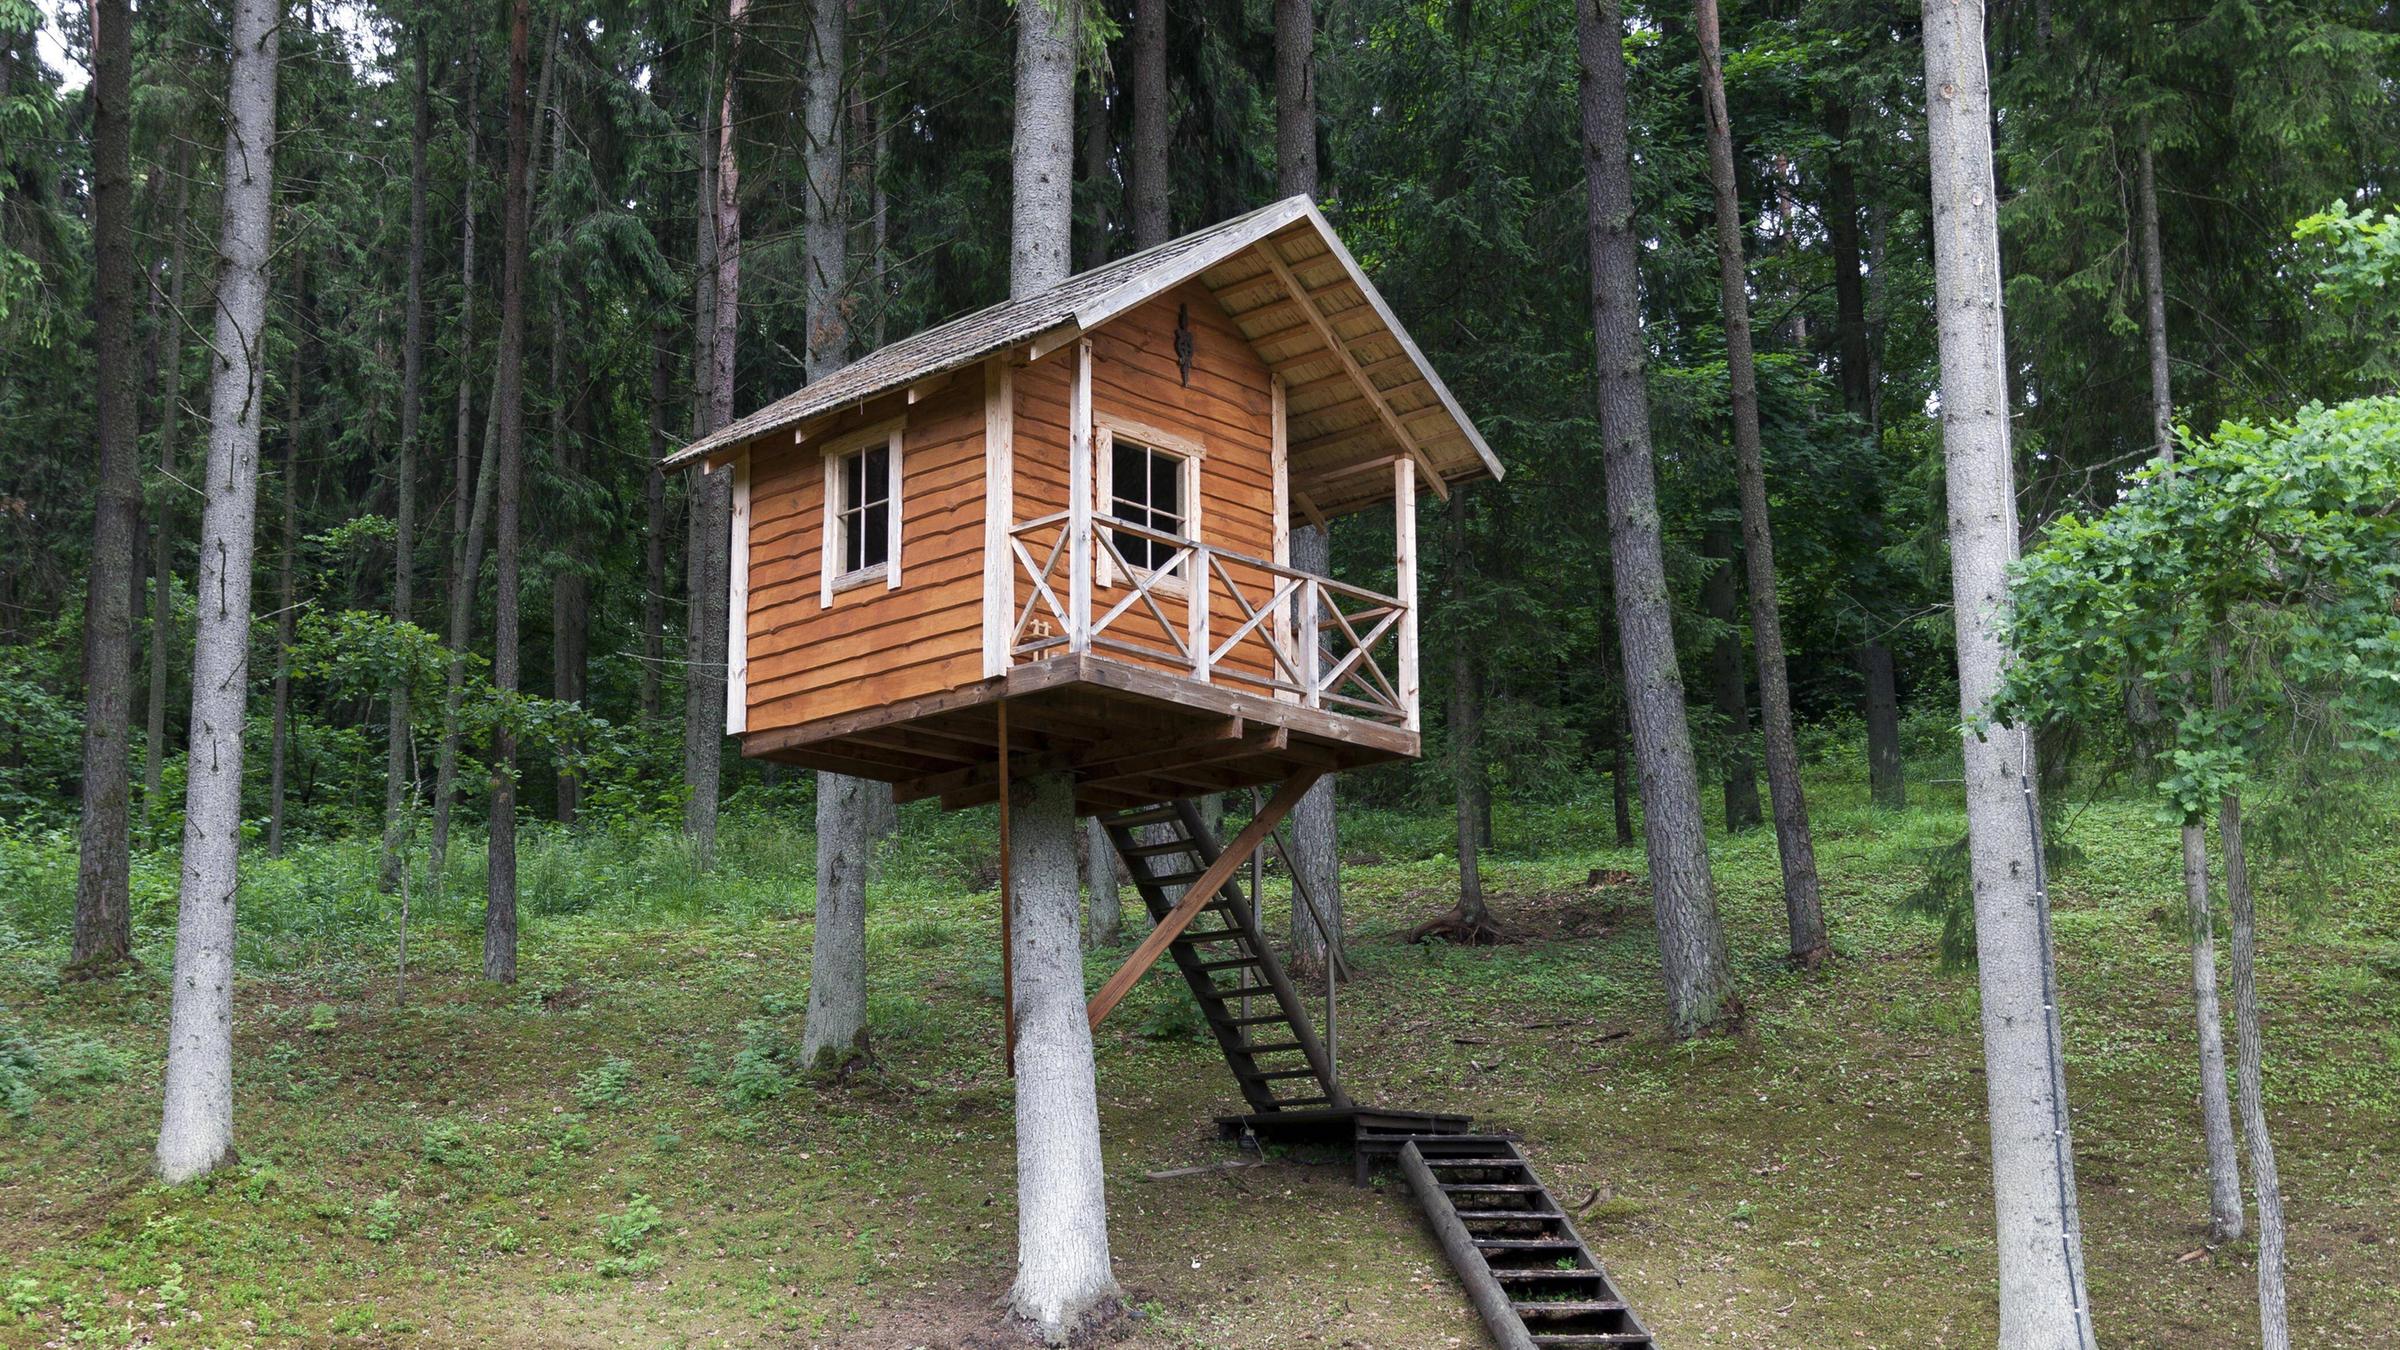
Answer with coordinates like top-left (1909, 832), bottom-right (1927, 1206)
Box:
top-left (1113, 442), bottom-right (1146, 512)
top-left (861, 445), bottom-right (890, 507)
top-left (1152, 452), bottom-right (1182, 534)
top-left (860, 502), bottom-right (889, 569)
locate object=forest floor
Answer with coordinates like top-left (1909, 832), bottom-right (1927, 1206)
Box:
top-left (2, 765), bottom-right (2398, 1348)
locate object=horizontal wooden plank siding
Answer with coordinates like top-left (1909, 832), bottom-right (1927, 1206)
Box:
top-left (1012, 282), bottom-right (1283, 689)
top-left (741, 379), bottom-right (988, 735)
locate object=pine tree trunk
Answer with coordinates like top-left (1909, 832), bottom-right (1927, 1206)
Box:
top-left (144, 139), bottom-right (195, 847)
top-left (1579, 0), bottom-right (1730, 1037)
top-left (1129, 0), bottom-right (1166, 250)
top-left (1828, 104), bottom-right (1904, 810)
top-left (546, 88), bottom-right (583, 826)
top-left (1007, 772), bottom-right (1122, 1339)
top-left (71, 0), bottom-right (140, 975)
top-left (1011, 0), bottom-right (1075, 295)
top-left (642, 328), bottom-right (670, 721)
top-left (485, 0), bottom-right (541, 985)
top-left (158, 0), bottom-right (280, 1184)
top-left (684, 6), bottom-right (744, 865)
top-left (1921, 1), bottom-right (2095, 1338)
top-left (1694, 0), bottom-right (1825, 965)
top-left (1084, 816), bottom-right (1121, 946)
top-left (1079, 78), bottom-right (1111, 271)
top-left (2213, 654), bottom-right (2286, 1347)
top-left (803, 0), bottom-right (848, 380)
top-left (1702, 519), bottom-right (1760, 832)
top-left (1273, 0), bottom-right (1314, 198)
top-left (431, 27), bottom-right (483, 879)
top-left (380, 25), bottom-right (431, 891)
top-left (803, 771), bottom-right (877, 1070)
top-left (266, 270), bottom-right (306, 859)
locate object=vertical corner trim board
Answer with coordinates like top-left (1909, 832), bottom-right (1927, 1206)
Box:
top-left (725, 451), bottom-right (752, 736)
top-left (983, 356), bottom-right (1015, 678)
top-left (1394, 454), bottom-right (1419, 732)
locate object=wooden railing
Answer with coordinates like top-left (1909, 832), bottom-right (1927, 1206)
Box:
top-left (1007, 509), bottom-right (1416, 728)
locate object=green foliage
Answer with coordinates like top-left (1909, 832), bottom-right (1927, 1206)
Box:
top-left (722, 1019), bottom-right (792, 1106)
top-left (595, 1194), bottom-right (665, 1276)
top-left (572, 1056), bottom-right (636, 1109)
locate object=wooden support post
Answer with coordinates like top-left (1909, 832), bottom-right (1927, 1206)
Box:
top-left (1067, 340), bottom-right (1094, 653)
top-left (1270, 375), bottom-right (1293, 702)
top-left (1188, 545), bottom-right (1212, 683)
top-left (1395, 455), bottom-right (1420, 731)
top-left (981, 358), bottom-right (1015, 677)
top-left (1086, 769), bottom-right (1324, 1030)
top-left (725, 452), bottom-right (751, 734)
top-left (1300, 577), bottom-right (1322, 709)
top-left (997, 699), bottom-right (1016, 1075)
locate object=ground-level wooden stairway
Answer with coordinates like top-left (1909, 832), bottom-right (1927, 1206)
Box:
top-left (1099, 798), bottom-right (1659, 1350)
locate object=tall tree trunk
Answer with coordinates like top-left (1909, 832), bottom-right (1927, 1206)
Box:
top-left (2212, 646), bottom-right (2286, 1347)
top-left (2136, 122), bottom-right (2242, 1243)
top-left (1579, 0), bottom-right (1730, 1037)
top-left (431, 26), bottom-right (482, 878)
top-left (1702, 519), bottom-right (1761, 832)
top-left (1008, 7), bottom-right (1118, 1334)
top-left (1128, 0), bottom-right (1166, 249)
top-left (1079, 76), bottom-right (1111, 270)
top-left (684, 5), bottom-right (744, 865)
top-left (1011, 0), bottom-right (1075, 294)
top-left (158, 0), bottom-right (280, 1184)
top-left (545, 79), bottom-right (583, 826)
top-left (1276, 0), bottom-right (1342, 976)
top-left (144, 141), bottom-right (195, 847)
top-left (1694, 0), bottom-right (1825, 965)
top-left (266, 266), bottom-right (307, 859)
top-left (485, 0), bottom-right (540, 985)
top-left (71, 0), bottom-right (140, 974)
top-left (1007, 772), bottom-right (1123, 1339)
top-left (800, 0), bottom-right (886, 1075)
top-left (1273, 0), bottom-right (1314, 197)
top-left (642, 328), bottom-right (670, 720)
top-left (1829, 103), bottom-right (1904, 809)
top-left (1921, 2), bottom-right (2095, 1339)
top-left (1448, 494), bottom-right (1488, 931)
top-left (380, 24), bottom-right (432, 890)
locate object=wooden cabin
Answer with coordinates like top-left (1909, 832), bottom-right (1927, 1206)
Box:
top-left (666, 197), bottom-right (1500, 814)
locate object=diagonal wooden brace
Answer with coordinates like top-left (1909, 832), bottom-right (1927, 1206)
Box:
top-left (1085, 769), bottom-right (1325, 1030)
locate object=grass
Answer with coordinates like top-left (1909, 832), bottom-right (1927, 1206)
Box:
top-left (0, 761), bottom-right (2396, 1346)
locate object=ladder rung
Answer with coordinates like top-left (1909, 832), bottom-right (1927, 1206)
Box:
top-left (1171, 928), bottom-right (1248, 946)
top-left (1108, 805), bottom-right (1181, 827)
top-left (1491, 1269), bottom-right (1605, 1282)
top-left (1424, 1156), bottom-right (1528, 1168)
top-left (1122, 837), bottom-right (1199, 858)
top-left (1473, 1237), bottom-right (1581, 1250)
top-left (1453, 1210), bottom-right (1564, 1221)
top-left (1193, 956), bottom-right (1264, 973)
top-left (1440, 1183), bottom-right (1544, 1193)
top-left (1528, 1336), bottom-right (1648, 1348)
top-left (1514, 1300), bottom-right (1629, 1316)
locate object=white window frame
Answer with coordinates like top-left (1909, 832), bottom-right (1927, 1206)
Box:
top-left (819, 416), bottom-right (906, 607)
top-left (1093, 414), bottom-right (1205, 594)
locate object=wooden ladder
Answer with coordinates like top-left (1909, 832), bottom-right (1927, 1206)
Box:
top-left (1397, 1136), bottom-right (1657, 1349)
top-left (1099, 799), bottom-right (1350, 1115)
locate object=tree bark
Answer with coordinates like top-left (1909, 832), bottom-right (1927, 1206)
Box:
top-left (1694, 0), bottom-right (1825, 965)
top-left (1579, 0), bottom-right (1731, 1038)
top-left (266, 265), bottom-right (306, 859)
top-left (485, 0), bottom-right (540, 985)
top-left (1920, 1), bottom-right (2095, 1339)
top-left (158, 0), bottom-right (279, 1184)
top-left (2137, 120), bottom-right (2242, 1243)
top-left (642, 327), bottom-right (670, 720)
top-left (803, 771), bottom-right (878, 1070)
top-left (71, 0), bottom-right (140, 974)
top-left (1007, 771), bottom-right (1123, 1340)
top-left (1129, 0), bottom-right (1166, 250)
top-left (684, 3), bottom-right (746, 865)
top-left (1012, 0), bottom-right (1075, 295)
top-left (1273, 0), bottom-right (1315, 198)
top-left (380, 24), bottom-right (432, 890)
top-left (2212, 648), bottom-right (2285, 1346)
top-left (1829, 102), bottom-right (1904, 810)
top-left (546, 70), bottom-right (583, 826)
top-left (803, 0), bottom-right (848, 379)
top-left (1702, 519), bottom-right (1761, 832)
top-left (431, 24), bottom-right (482, 878)
top-left (1078, 76), bottom-right (1111, 271)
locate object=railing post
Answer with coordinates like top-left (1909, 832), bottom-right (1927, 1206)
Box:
top-left (1189, 546), bottom-right (1213, 683)
top-left (1395, 456), bottom-right (1420, 730)
top-left (1067, 340), bottom-right (1094, 652)
top-left (1300, 576), bottom-right (1323, 708)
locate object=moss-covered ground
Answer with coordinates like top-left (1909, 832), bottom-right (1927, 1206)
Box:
top-left (2, 764), bottom-right (2396, 1346)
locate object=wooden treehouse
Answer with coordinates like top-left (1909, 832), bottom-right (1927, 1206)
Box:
top-left (667, 198), bottom-right (1658, 1350)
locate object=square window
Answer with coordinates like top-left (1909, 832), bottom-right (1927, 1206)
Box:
top-left (838, 443), bottom-right (891, 576)
top-left (1109, 440), bottom-right (1186, 571)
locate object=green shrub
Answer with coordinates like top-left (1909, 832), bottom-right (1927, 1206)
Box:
top-left (572, 1056), bottom-right (636, 1109)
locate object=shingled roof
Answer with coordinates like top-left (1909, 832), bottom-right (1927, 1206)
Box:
top-left (665, 196), bottom-right (1501, 512)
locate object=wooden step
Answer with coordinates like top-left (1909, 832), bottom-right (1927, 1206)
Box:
top-left (1122, 837), bottom-right (1200, 858)
top-left (1453, 1210), bottom-right (1565, 1221)
top-left (1170, 928), bottom-right (1249, 946)
top-left (1513, 1300), bottom-right (1629, 1317)
top-left (1473, 1237), bottom-right (1582, 1250)
top-left (1193, 955), bottom-right (1265, 974)
top-left (1440, 1183), bottom-right (1545, 1194)
top-left (1491, 1269), bottom-right (1607, 1283)
top-left (1423, 1156), bottom-right (1529, 1169)
top-left (1225, 1013), bottom-right (1291, 1027)
top-left (1527, 1335), bottom-right (1651, 1347)
top-left (1108, 805), bottom-right (1182, 827)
